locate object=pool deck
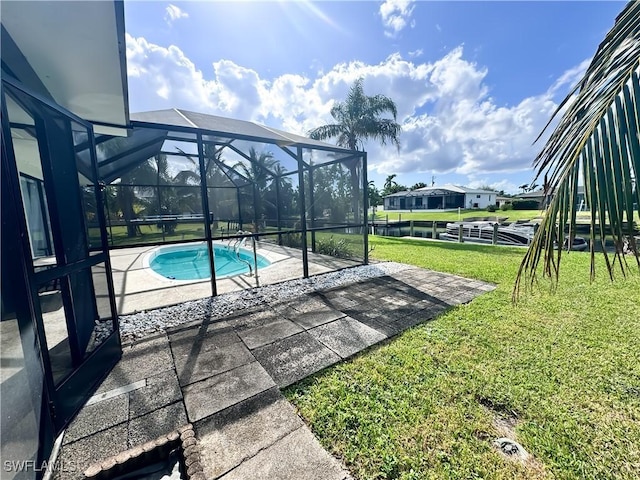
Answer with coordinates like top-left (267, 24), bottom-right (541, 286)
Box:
top-left (110, 241), bottom-right (359, 315)
top-left (54, 265), bottom-right (495, 480)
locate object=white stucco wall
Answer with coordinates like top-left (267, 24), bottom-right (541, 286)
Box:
top-left (465, 193), bottom-right (494, 209)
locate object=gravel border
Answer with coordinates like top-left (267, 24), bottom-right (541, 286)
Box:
top-left (118, 262), bottom-right (412, 342)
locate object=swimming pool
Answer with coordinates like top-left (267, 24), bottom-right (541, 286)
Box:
top-left (147, 243), bottom-right (271, 280)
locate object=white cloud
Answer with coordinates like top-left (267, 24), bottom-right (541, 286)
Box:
top-left (548, 57), bottom-right (590, 96)
top-left (379, 0), bottom-right (416, 38)
top-left (165, 4), bottom-right (188, 26)
top-left (125, 34), bottom-right (569, 183)
top-left (369, 47), bottom-right (557, 177)
top-left (408, 49), bottom-right (423, 58)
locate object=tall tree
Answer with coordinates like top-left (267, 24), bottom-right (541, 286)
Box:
top-left (308, 78), bottom-right (401, 219)
top-left (368, 181), bottom-right (382, 208)
top-left (381, 174), bottom-right (407, 196)
top-left (308, 78), bottom-right (401, 151)
top-left (234, 147), bottom-right (280, 230)
top-left (97, 136), bottom-right (154, 237)
top-left (516, 1), bottom-right (640, 294)
top-left (115, 160), bottom-right (160, 237)
top-left (384, 174), bottom-right (398, 192)
top-left (175, 144), bottom-right (250, 222)
top-left (263, 163), bottom-right (295, 224)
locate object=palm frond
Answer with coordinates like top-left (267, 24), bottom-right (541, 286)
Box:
top-left (173, 170), bottom-right (200, 186)
top-left (308, 124), bottom-right (346, 142)
top-left (309, 78), bottom-right (401, 152)
top-left (367, 94), bottom-right (398, 120)
top-left (232, 160), bottom-right (252, 181)
top-left (359, 118), bottom-right (402, 150)
top-left (515, 1), bottom-right (640, 299)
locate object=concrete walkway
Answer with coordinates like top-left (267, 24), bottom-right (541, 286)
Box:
top-left (55, 266), bottom-right (494, 479)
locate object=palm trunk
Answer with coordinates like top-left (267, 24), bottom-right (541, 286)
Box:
top-left (118, 186), bottom-right (138, 237)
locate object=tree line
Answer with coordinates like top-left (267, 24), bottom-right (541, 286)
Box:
top-left (98, 143), bottom-right (362, 238)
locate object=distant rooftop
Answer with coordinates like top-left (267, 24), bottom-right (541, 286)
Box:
top-left (517, 186), bottom-right (585, 198)
top-left (385, 184), bottom-right (497, 197)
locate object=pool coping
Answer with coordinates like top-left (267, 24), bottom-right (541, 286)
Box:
top-left (141, 241), bottom-right (276, 283)
top-left (109, 242), bottom-right (360, 315)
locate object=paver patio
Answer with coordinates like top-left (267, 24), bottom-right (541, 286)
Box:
top-left (54, 265), bottom-right (495, 479)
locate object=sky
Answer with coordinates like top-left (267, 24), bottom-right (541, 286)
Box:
top-left (124, 0), bottom-right (626, 194)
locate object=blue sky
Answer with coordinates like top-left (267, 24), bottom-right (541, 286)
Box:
top-left (124, 0), bottom-right (625, 193)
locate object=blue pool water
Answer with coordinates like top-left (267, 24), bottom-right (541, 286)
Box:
top-left (149, 244), bottom-right (270, 280)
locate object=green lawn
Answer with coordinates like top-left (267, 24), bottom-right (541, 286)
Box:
top-left (374, 209), bottom-right (640, 224)
top-left (94, 223), bottom-right (206, 247)
top-left (286, 237), bottom-right (640, 479)
top-left (101, 223), bottom-right (367, 260)
top-left (376, 209), bottom-right (559, 223)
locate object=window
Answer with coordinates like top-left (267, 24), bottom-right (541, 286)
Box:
top-left (476, 194), bottom-right (481, 199)
top-left (19, 174), bottom-right (54, 258)
top-left (415, 197), bottom-right (423, 207)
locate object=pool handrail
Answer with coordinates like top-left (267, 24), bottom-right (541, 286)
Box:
top-left (231, 230), bottom-right (260, 287)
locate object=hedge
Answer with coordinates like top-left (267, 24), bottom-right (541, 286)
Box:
top-left (512, 199), bottom-right (541, 210)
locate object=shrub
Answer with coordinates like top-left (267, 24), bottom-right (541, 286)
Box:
top-left (486, 204), bottom-right (497, 212)
top-left (512, 199), bottom-right (541, 210)
top-left (500, 203), bottom-right (513, 211)
top-left (316, 236), bottom-right (353, 259)
top-left (281, 231), bottom-right (303, 248)
top-left (156, 219), bottom-right (177, 234)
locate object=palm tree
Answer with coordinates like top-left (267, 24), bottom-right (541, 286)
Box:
top-left (308, 78), bottom-right (401, 151)
top-left (234, 147), bottom-right (280, 230)
top-left (115, 159), bottom-right (160, 237)
top-left (381, 174), bottom-right (407, 196)
top-left (174, 144), bottom-right (225, 186)
top-left (368, 180), bottom-right (382, 208)
top-left (309, 78), bottom-right (401, 220)
top-left (174, 145), bottom-right (243, 221)
top-left (269, 162), bottom-right (294, 219)
top-left (97, 137), bottom-right (153, 237)
top-left (233, 147), bottom-right (278, 192)
top-left (515, 1), bottom-right (640, 294)
top-left (384, 174), bottom-right (398, 192)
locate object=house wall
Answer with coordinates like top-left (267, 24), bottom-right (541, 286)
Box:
top-left (443, 194), bottom-right (465, 209)
top-left (465, 193), bottom-right (494, 209)
top-left (384, 194), bottom-right (467, 210)
top-left (384, 197), bottom-right (397, 210)
top-left (384, 196), bottom-right (420, 210)
top-left (495, 197), bottom-right (511, 207)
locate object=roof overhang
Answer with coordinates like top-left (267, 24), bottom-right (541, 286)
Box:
top-left (1, 0), bottom-right (129, 135)
top-left (385, 188), bottom-right (466, 198)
